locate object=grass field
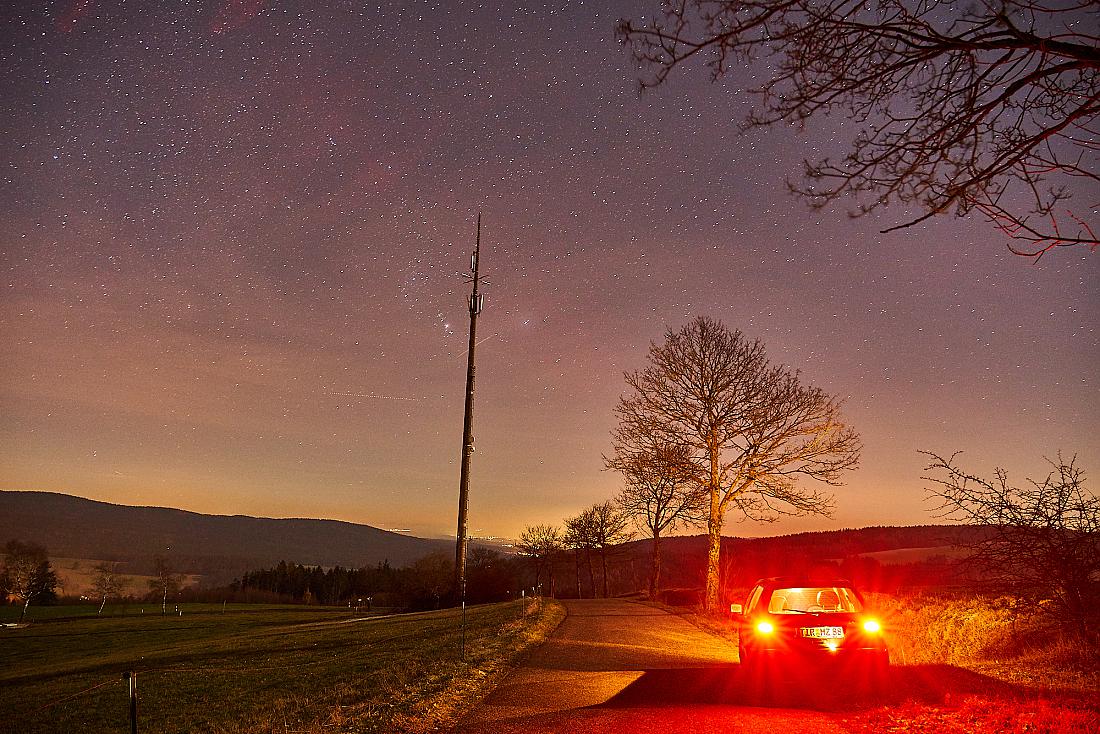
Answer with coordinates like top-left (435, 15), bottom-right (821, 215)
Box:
top-left (0, 601), bottom-right (298, 623)
top-left (47, 557), bottom-right (202, 599)
top-left (1, 598), bottom-right (565, 733)
top-left (851, 545), bottom-right (970, 565)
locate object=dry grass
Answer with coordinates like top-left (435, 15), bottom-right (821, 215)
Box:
top-left (656, 591), bottom-right (1099, 732)
top-left (1, 598), bottom-right (566, 734)
top-left (208, 598), bottom-right (566, 734)
top-left (388, 600), bottom-right (567, 734)
top-left (870, 592), bottom-right (1020, 666)
top-left (869, 592), bottom-right (1099, 691)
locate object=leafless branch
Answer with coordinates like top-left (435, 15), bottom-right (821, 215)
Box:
top-left (922, 450), bottom-right (1099, 639)
top-left (619, 0), bottom-right (1099, 257)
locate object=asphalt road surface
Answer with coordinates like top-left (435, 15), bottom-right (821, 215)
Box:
top-left (451, 598), bottom-right (878, 734)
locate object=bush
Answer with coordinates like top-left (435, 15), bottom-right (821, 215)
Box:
top-left (875, 593), bottom-right (1016, 665)
top-left (872, 591), bottom-right (1098, 671)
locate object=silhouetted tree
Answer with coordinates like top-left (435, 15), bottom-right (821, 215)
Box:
top-left (518, 524), bottom-right (564, 598)
top-left (617, 317), bottom-right (861, 610)
top-left (619, 1), bottom-right (1099, 257)
top-left (465, 547), bottom-right (518, 604)
top-left (924, 451), bottom-right (1099, 642)
top-left (564, 511), bottom-right (597, 598)
top-left (587, 501), bottom-right (636, 598)
top-left (608, 433), bottom-right (706, 597)
top-left (402, 553), bottom-right (453, 609)
top-left (2, 541), bottom-right (59, 621)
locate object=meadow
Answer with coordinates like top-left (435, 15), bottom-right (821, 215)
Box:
top-left (0, 598), bottom-right (564, 733)
top-left (46, 556), bottom-right (202, 600)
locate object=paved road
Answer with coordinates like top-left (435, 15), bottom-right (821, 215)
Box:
top-left (450, 598), bottom-right (862, 734)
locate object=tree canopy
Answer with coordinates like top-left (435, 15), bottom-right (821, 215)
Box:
top-left (619, 0), bottom-right (1099, 257)
top-left (617, 317), bottom-right (860, 609)
top-left (518, 524), bottom-right (564, 597)
top-left (608, 431), bottom-right (705, 596)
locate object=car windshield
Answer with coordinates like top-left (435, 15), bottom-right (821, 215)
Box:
top-left (766, 586), bottom-right (862, 614)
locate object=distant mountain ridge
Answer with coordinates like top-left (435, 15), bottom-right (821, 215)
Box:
top-left (617, 524), bottom-right (976, 592)
top-left (1, 491), bottom-right (972, 591)
top-left (638, 524), bottom-right (972, 561)
top-left (0, 491), bottom-right (450, 584)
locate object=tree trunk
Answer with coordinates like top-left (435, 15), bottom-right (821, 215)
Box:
top-left (99, 595), bottom-right (107, 615)
top-left (705, 489), bottom-right (723, 612)
top-left (20, 597), bottom-right (30, 622)
top-left (650, 530), bottom-right (662, 599)
top-left (573, 549), bottom-right (582, 598)
top-left (705, 433), bottom-right (723, 612)
top-left (585, 549), bottom-right (596, 597)
top-left (162, 586), bottom-right (167, 616)
top-left (600, 548), bottom-right (609, 598)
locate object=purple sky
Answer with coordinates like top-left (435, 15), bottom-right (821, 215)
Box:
top-left (2, 1), bottom-right (1097, 540)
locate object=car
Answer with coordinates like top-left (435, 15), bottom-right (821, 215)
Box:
top-left (731, 576), bottom-right (889, 673)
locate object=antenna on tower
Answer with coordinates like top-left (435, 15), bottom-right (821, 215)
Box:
top-left (455, 213), bottom-right (486, 660)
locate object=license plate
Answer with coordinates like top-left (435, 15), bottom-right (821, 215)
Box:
top-left (801, 626), bottom-right (844, 639)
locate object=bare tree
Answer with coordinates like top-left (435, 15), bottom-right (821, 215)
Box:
top-left (618, 1), bottom-right (1099, 257)
top-left (2, 541), bottom-right (59, 622)
top-left (90, 561), bottom-right (125, 615)
top-left (608, 435), bottom-right (706, 597)
top-left (564, 511), bottom-right (597, 598)
top-left (587, 501), bottom-right (636, 598)
top-left (517, 524), bottom-right (564, 598)
top-left (617, 317), bottom-right (861, 611)
top-left (149, 555), bottom-right (183, 615)
top-left (924, 451), bottom-right (1099, 641)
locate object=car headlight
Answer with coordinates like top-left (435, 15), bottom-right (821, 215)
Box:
top-left (862, 619), bottom-right (881, 633)
top-left (755, 621), bottom-right (775, 634)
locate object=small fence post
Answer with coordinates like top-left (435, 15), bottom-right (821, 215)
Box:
top-left (460, 600), bottom-right (467, 661)
top-left (122, 671), bottom-right (137, 734)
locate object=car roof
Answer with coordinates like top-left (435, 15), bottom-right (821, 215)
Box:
top-left (752, 576), bottom-right (856, 588)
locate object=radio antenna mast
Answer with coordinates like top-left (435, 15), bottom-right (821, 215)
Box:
top-left (455, 213), bottom-right (484, 654)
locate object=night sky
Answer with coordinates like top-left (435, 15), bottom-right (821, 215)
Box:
top-left (2, 1), bottom-right (1097, 541)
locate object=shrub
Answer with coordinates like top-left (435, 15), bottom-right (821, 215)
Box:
top-left (872, 591), bottom-right (1098, 671)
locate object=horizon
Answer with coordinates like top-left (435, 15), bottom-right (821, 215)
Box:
top-left (1, 488), bottom-right (966, 545)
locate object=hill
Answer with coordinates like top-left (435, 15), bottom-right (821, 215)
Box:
top-left (0, 491), bottom-right (451, 585)
top-left (612, 525), bottom-right (978, 595)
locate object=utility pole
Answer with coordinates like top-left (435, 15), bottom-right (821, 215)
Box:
top-left (455, 214), bottom-right (484, 640)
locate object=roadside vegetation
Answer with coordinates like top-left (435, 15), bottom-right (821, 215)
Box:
top-left (848, 590), bottom-right (1099, 734)
top-left (873, 592), bottom-right (1098, 688)
top-left (0, 597), bottom-right (564, 734)
top-left (662, 589), bottom-right (1098, 734)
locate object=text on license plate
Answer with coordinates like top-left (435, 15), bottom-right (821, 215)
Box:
top-left (800, 626), bottom-right (844, 638)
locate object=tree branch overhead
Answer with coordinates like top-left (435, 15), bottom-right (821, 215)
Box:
top-left (619, 0), bottom-right (1099, 257)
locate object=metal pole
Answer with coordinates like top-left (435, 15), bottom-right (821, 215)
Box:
top-left (124, 671), bottom-right (137, 734)
top-left (455, 213), bottom-right (483, 652)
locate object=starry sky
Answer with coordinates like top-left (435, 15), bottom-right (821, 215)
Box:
top-left (2, 1), bottom-right (1097, 541)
